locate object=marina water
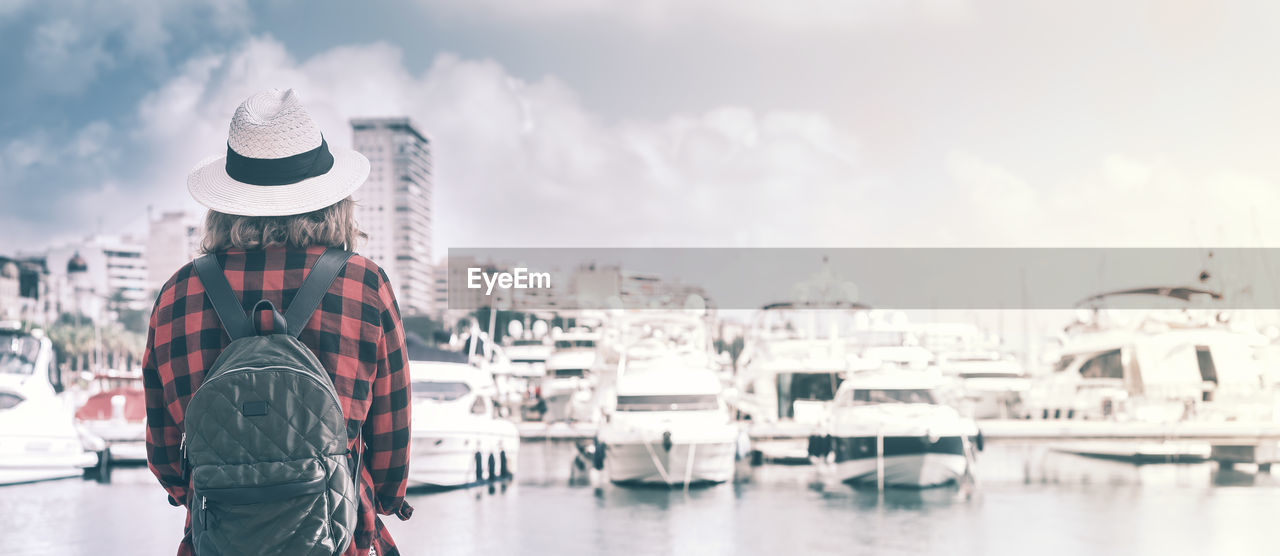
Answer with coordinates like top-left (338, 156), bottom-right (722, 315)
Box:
top-left (3, 442), bottom-right (1278, 555)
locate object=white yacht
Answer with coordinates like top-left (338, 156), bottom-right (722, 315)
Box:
top-left (735, 304), bottom-right (871, 426)
top-left (595, 354), bottom-right (740, 486)
top-left (936, 353), bottom-right (1030, 419)
top-left (812, 371), bottom-right (980, 488)
top-left (539, 328), bottom-right (601, 423)
top-left (407, 360), bottom-right (519, 488)
top-left (0, 324), bottom-right (99, 486)
top-left (504, 338), bottom-right (551, 375)
top-left (848, 314), bottom-right (934, 370)
top-left (1025, 287), bottom-right (1269, 422)
top-left (595, 311), bottom-right (719, 385)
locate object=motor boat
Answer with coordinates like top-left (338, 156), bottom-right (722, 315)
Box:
top-left (848, 315), bottom-right (934, 370)
top-left (735, 304), bottom-right (876, 426)
top-left (936, 353), bottom-right (1030, 419)
top-left (594, 310), bottom-right (721, 386)
top-left (503, 336), bottom-right (552, 378)
top-left (595, 351), bottom-right (741, 486)
top-left (407, 359), bottom-right (519, 488)
top-left (0, 323), bottom-right (99, 485)
top-left (1025, 288), bottom-right (1270, 422)
top-left (811, 370), bottom-right (980, 488)
top-left (74, 370), bottom-right (146, 463)
top-left (539, 328), bottom-right (601, 423)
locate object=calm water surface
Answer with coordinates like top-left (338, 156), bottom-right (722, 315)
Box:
top-left (3, 443), bottom-right (1279, 555)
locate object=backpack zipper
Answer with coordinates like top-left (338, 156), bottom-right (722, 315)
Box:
top-left (200, 496), bottom-right (211, 531)
top-left (191, 365), bottom-right (343, 419)
top-left (180, 432), bottom-right (189, 482)
top-left (318, 456), bottom-right (336, 547)
top-left (185, 365), bottom-right (347, 468)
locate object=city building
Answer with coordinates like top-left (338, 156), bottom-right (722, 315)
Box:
top-left (350, 117), bottom-right (434, 315)
top-left (0, 255), bottom-right (66, 324)
top-left (432, 261), bottom-right (450, 320)
top-left (147, 210), bottom-right (203, 290)
top-left (43, 234), bottom-right (150, 315)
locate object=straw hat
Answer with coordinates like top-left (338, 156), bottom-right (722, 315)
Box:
top-left (187, 88), bottom-right (369, 216)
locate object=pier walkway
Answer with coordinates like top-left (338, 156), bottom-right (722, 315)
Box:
top-left (518, 419), bottom-right (1280, 444)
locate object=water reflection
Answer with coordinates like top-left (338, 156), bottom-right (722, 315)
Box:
top-left (2, 442), bottom-right (1280, 554)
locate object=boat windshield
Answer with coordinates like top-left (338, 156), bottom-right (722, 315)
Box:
top-left (512, 339), bottom-right (545, 347)
top-left (0, 391), bottom-right (22, 409)
top-left (844, 388), bottom-right (937, 405)
top-left (1052, 355), bottom-right (1075, 373)
top-left (555, 340), bottom-right (596, 349)
top-left (411, 381), bottom-right (472, 401)
top-left (960, 372), bottom-right (1024, 379)
top-left (551, 368), bottom-right (587, 379)
top-left (0, 335), bottom-right (39, 376)
top-left (616, 394), bottom-right (719, 412)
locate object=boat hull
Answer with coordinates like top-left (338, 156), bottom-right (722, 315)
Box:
top-left (540, 383), bottom-right (593, 423)
top-left (604, 440), bottom-right (737, 486)
top-left (1, 393), bottom-right (99, 487)
top-left (1052, 442), bottom-right (1211, 464)
top-left (0, 440), bottom-right (98, 486)
top-left (408, 431), bottom-right (518, 488)
top-left (79, 420), bottom-right (146, 463)
top-left (106, 441), bottom-right (148, 463)
top-left (827, 435), bottom-right (970, 488)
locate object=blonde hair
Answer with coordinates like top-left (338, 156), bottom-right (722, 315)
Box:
top-left (200, 197), bottom-right (366, 253)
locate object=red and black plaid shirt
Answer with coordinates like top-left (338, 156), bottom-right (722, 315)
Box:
top-left (142, 245), bottom-right (413, 556)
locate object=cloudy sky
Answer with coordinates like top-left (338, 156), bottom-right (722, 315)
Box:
top-left (3, 0), bottom-right (1280, 256)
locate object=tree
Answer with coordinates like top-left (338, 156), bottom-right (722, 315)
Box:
top-left (402, 316), bottom-right (444, 346)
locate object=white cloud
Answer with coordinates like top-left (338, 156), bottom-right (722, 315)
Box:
top-left (9, 0), bottom-right (249, 94)
top-left (122, 37), bottom-right (1280, 253)
top-left (0, 120), bottom-right (124, 249)
top-left (944, 151), bottom-right (1280, 246)
top-left (15, 34), bottom-right (1280, 256)
top-left (0, 0), bottom-right (28, 18)
top-left (26, 19), bottom-right (114, 93)
top-left (129, 37), bottom-right (878, 252)
top-left (1102, 155), bottom-right (1154, 192)
top-left (71, 121), bottom-right (113, 158)
top-left (2, 133), bottom-right (51, 169)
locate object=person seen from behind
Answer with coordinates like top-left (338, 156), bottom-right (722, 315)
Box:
top-left (142, 88), bottom-right (413, 556)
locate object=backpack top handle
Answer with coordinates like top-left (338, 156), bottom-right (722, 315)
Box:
top-left (251, 299), bottom-right (288, 336)
top-left (193, 249), bottom-right (354, 341)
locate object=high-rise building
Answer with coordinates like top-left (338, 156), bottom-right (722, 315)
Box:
top-left (350, 118), bottom-right (434, 315)
top-left (147, 210), bottom-right (204, 290)
top-left (431, 260), bottom-right (450, 320)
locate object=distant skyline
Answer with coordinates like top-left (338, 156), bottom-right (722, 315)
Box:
top-left (4, 1), bottom-right (1280, 255)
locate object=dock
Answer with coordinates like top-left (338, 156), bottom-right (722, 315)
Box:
top-left (518, 419), bottom-right (1280, 449)
top-left (517, 422), bottom-right (598, 441)
top-left (515, 421), bottom-right (819, 442)
top-left (976, 420), bottom-right (1280, 443)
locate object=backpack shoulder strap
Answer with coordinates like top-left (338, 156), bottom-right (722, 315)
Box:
top-left (193, 254), bottom-right (254, 341)
top-left (284, 249), bottom-right (353, 338)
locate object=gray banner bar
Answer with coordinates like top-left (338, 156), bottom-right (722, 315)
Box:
top-left (444, 248), bottom-right (1280, 310)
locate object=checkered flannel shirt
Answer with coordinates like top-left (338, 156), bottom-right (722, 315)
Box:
top-left (142, 246), bottom-right (414, 556)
